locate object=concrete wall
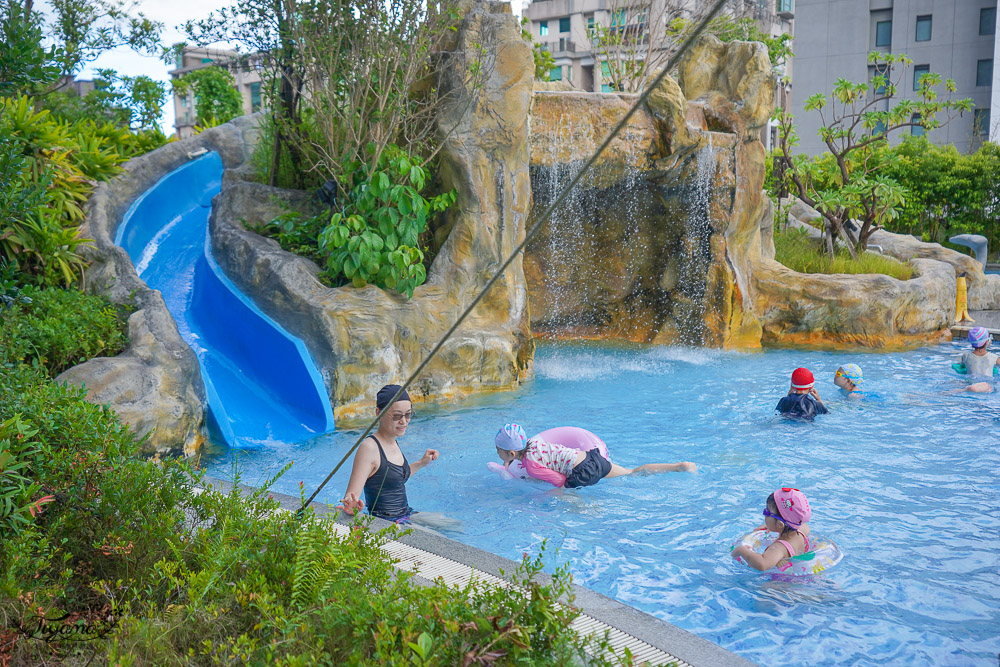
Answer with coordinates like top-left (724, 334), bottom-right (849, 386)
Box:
top-left (792, 0), bottom-right (997, 155)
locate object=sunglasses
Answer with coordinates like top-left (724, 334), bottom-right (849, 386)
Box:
top-left (389, 410), bottom-right (416, 423)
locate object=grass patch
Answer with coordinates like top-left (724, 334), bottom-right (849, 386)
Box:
top-left (774, 228), bottom-right (914, 280)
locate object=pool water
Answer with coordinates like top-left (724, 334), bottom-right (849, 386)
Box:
top-left (202, 341), bottom-right (1000, 666)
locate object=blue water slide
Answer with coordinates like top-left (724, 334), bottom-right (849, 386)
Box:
top-left (115, 151), bottom-right (335, 448)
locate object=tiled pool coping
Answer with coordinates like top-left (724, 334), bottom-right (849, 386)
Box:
top-left (201, 476), bottom-right (755, 666)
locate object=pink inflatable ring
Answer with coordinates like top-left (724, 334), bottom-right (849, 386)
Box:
top-left (487, 426), bottom-right (611, 485)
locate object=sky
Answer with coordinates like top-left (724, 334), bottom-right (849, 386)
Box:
top-left (65, 0), bottom-right (523, 136)
top-left (73, 0), bottom-right (236, 135)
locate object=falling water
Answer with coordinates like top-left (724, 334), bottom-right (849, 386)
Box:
top-left (525, 106), bottom-right (735, 347)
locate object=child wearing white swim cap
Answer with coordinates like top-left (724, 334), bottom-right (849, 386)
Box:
top-left (954, 327), bottom-right (999, 393)
top-left (494, 424), bottom-right (696, 488)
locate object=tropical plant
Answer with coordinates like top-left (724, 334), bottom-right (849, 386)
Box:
top-left (0, 416), bottom-right (46, 535)
top-left (773, 52), bottom-right (974, 257)
top-left (172, 65), bottom-right (245, 127)
top-left (318, 147), bottom-right (454, 296)
top-left (521, 16), bottom-right (556, 81)
top-left (259, 146), bottom-right (454, 297)
top-left (873, 137), bottom-right (1000, 253)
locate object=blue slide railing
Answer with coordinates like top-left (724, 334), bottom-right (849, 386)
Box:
top-left (116, 151), bottom-right (335, 448)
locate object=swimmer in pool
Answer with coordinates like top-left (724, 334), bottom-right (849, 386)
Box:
top-left (776, 368), bottom-right (828, 419)
top-left (732, 487), bottom-right (813, 571)
top-left (494, 423), bottom-right (696, 488)
top-left (954, 327), bottom-right (998, 393)
top-left (834, 363), bottom-right (865, 398)
top-left (338, 384), bottom-right (461, 531)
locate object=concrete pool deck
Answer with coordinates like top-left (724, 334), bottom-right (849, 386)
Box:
top-left (952, 311), bottom-right (1000, 340)
top-left (201, 476), bottom-right (756, 667)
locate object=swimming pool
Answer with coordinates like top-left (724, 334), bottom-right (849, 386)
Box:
top-left (202, 341), bottom-right (1000, 666)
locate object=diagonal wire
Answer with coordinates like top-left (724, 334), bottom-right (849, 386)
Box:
top-left (300, 0), bottom-right (731, 513)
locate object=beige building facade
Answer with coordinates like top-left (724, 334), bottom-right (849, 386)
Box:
top-left (168, 46), bottom-right (264, 139)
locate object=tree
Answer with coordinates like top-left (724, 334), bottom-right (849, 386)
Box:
top-left (773, 52), bottom-right (973, 257)
top-left (521, 16), bottom-right (555, 81)
top-left (172, 65), bottom-right (244, 127)
top-left (589, 0), bottom-right (790, 93)
top-left (182, 0), bottom-right (306, 188)
top-left (589, 0), bottom-right (684, 93)
top-left (0, 2), bottom-right (62, 96)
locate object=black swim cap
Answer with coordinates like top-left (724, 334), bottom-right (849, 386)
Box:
top-left (376, 384), bottom-right (411, 410)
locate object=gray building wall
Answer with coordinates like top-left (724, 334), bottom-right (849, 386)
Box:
top-left (792, 0), bottom-right (997, 155)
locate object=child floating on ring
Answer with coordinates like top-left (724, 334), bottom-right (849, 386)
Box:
top-left (776, 367), bottom-right (828, 419)
top-left (731, 487), bottom-right (812, 571)
top-left (952, 326), bottom-right (998, 393)
top-left (493, 424), bottom-right (696, 488)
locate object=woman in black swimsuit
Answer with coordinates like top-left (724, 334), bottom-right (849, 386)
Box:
top-left (338, 384), bottom-right (440, 523)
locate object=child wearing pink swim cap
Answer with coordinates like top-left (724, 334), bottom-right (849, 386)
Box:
top-left (732, 487), bottom-right (813, 571)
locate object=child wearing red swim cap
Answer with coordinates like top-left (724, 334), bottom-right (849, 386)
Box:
top-left (775, 367), bottom-right (828, 419)
top-left (732, 487), bottom-right (813, 571)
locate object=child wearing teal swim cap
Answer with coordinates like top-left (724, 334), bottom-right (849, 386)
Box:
top-left (834, 364), bottom-right (864, 397)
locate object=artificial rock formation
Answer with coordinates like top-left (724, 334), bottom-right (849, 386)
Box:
top-left (210, 0), bottom-right (534, 419)
top-left (752, 197), bottom-right (1000, 347)
top-left (525, 35), bottom-right (770, 348)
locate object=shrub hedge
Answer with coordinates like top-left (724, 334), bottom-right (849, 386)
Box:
top-left (0, 285), bottom-right (130, 375)
top-left (0, 291), bottom-right (639, 665)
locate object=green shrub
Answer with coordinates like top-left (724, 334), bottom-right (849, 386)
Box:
top-left (774, 227), bottom-right (914, 280)
top-left (0, 366), bottom-right (631, 665)
top-left (257, 144), bottom-right (454, 298)
top-left (0, 285), bottom-right (129, 375)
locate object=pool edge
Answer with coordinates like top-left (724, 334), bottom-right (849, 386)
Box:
top-left (201, 475), bottom-right (757, 667)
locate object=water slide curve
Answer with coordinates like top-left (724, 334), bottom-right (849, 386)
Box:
top-left (115, 151), bottom-right (335, 448)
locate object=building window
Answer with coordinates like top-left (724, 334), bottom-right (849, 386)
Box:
top-left (612, 9), bottom-right (626, 27)
top-left (600, 61), bottom-right (613, 92)
top-left (201, 57), bottom-right (213, 64)
top-left (973, 108), bottom-right (991, 137)
top-left (980, 7), bottom-right (996, 35)
top-left (586, 14), bottom-right (594, 32)
top-left (539, 20), bottom-right (548, 36)
top-left (250, 82), bottom-right (261, 112)
top-left (875, 20), bottom-right (892, 46)
top-left (978, 59), bottom-right (993, 86)
top-left (913, 64), bottom-right (930, 90)
top-left (776, 0), bottom-right (793, 14)
top-left (915, 15), bottom-right (932, 41)
top-left (911, 113), bottom-right (925, 136)
top-left (181, 97), bottom-right (188, 107)
top-left (558, 37), bottom-right (566, 51)
top-left (559, 17), bottom-right (570, 33)
top-left (549, 65), bottom-right (562, 82)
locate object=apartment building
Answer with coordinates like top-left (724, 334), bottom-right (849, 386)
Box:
top-left (522, 0), bottom-right (794, 93)
top-left (792, 0), bottom-right (999, 155)
top-left (167, 46), bottom-right (264, 139)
